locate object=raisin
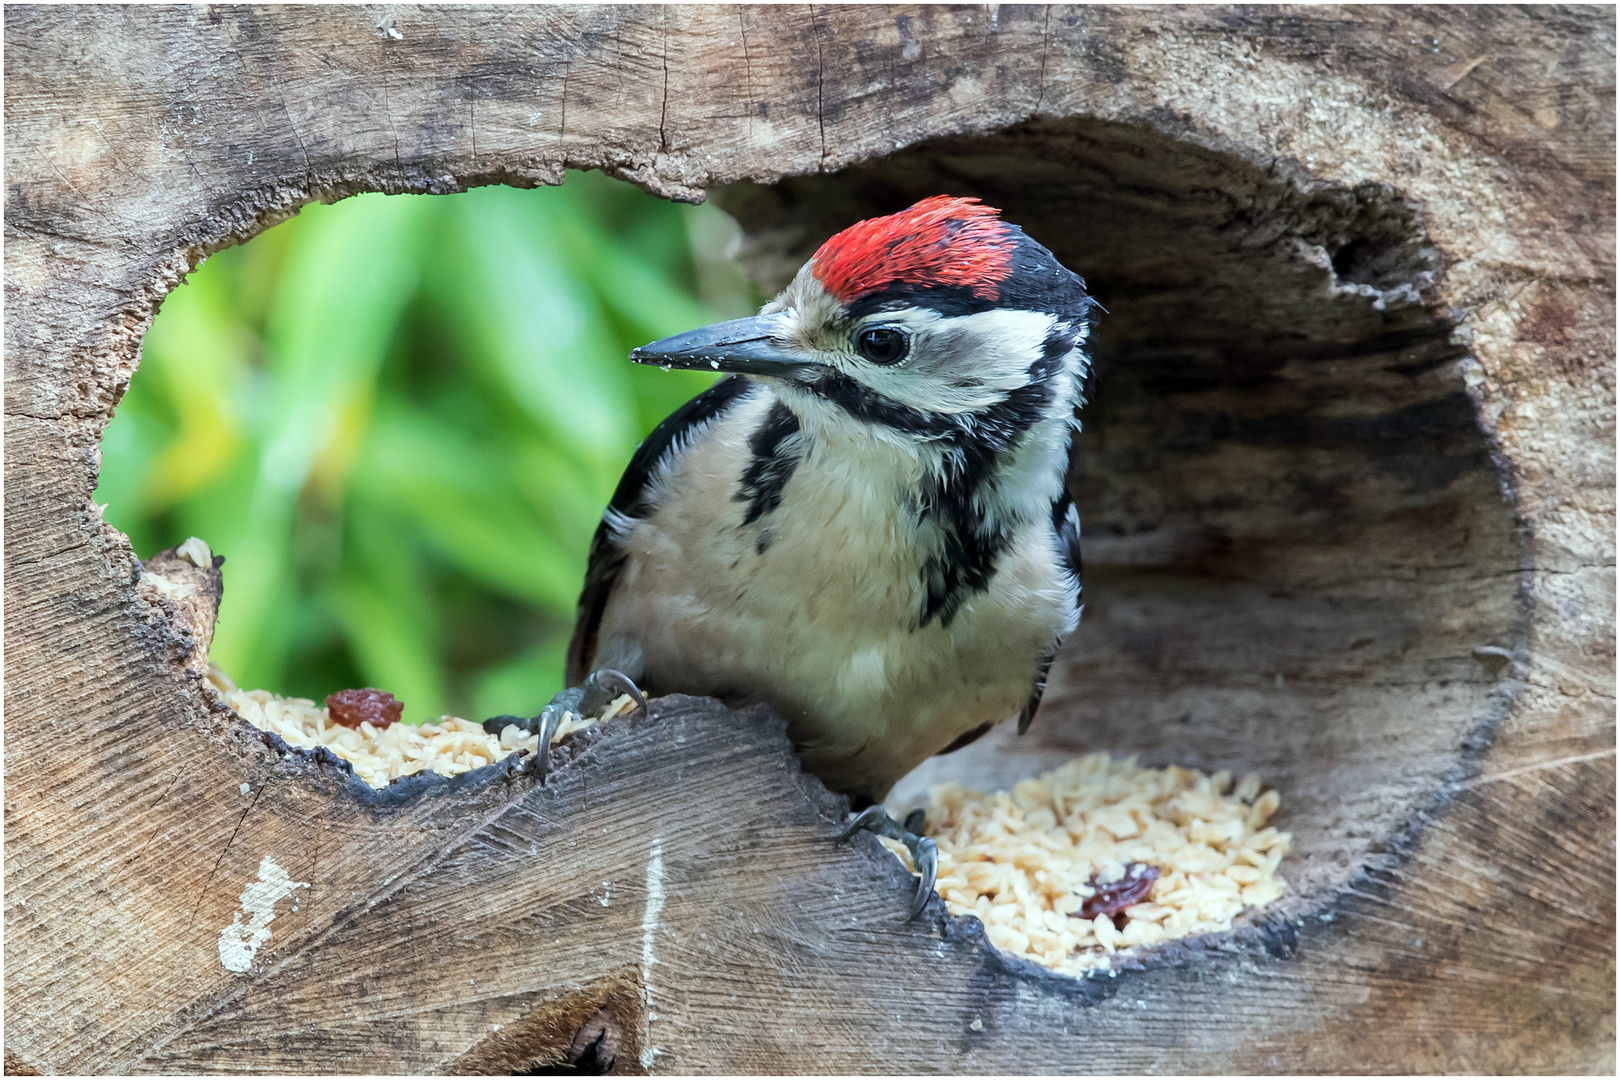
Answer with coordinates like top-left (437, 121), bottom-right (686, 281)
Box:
top-left (326, 688), bottom-right (404, 730)
top-left (1075, 863), bottom-right (1160, 929)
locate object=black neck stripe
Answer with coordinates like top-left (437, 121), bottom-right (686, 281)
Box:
top-left (735, 400), bottom-right (804, 527)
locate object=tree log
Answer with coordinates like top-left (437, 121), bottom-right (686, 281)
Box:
top-left (4, 5), bottom-right (1613, 1073)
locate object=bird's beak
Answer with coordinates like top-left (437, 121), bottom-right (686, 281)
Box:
top-left (630, 315), bottom-right (816, 380)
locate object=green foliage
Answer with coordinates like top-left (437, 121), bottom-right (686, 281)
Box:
top-left (97, 173), bottom-right (760, 722)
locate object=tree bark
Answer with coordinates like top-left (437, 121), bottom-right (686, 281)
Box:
top-left (5, 5), bottom-right (1613, 1073)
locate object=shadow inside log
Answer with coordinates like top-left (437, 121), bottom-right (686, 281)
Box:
top-left (715, 115), bottom-right (1530, 941)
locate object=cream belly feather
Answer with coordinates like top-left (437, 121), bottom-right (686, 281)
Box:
top-left (592, 386), bottom-right (1076, 802)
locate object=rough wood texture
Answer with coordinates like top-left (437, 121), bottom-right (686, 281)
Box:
top-left (5, 5), bottom-right (1613, 1073)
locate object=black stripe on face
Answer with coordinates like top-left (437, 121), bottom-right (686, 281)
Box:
top-left (809, 318), bottom-right (1080, 444)
top-left (916, 372), bottom-right (1060, 627)
top-left (805, 370), bottom-right (1035, 627)
top-left (736, 400), bottom-right (804, 529)
top-left (805, 314), bottom-right (1086, 628)
top-left (809, 373), bottom-right (957, 438)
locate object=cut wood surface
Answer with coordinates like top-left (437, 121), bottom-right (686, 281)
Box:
top-left (5, 5), bottom-right (1613, 1073)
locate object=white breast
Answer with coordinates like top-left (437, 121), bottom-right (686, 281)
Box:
top-left (593, 386), bottom-right (1076, 801)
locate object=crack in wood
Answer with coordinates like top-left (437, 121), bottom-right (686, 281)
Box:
top-left (187, 783), bottom-right (267, 931)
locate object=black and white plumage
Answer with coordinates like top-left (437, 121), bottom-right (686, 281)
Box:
top-left (564, 196), bottom-right (1093, 807)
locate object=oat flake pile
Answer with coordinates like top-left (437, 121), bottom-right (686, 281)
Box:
top-left (208, 666), bottom-right (636, 790)
top-left (881, 753), bottom-right (1290, 975)
top-left (212, 665), bottom-right (1286, 975)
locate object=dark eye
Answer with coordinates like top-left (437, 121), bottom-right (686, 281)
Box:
top-left (856, 326), bottom-right (909, 365)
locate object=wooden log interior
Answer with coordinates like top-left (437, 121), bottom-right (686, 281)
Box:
top-left (5, 5), bottom-right (1614, 1074)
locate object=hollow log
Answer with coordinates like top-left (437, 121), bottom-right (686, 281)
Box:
top-left (4, 5), bottom-right (1613, 1073)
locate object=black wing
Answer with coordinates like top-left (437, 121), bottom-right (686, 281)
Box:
top-left (565, 375), bottom-right (756, 685)
top-left (1018, 483), bottom-right (1083, 735)
top-left (937, 478), bottom-right (1082, 756)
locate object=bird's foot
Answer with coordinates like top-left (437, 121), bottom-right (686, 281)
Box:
top-left (834, 805), bottom-right (939, 922)
top-left (481, 669), bottom-right (646, 781)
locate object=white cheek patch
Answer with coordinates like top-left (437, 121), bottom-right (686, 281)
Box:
top-left (861, 308), bottom-right (1060, 415)
top-left (769, 271), bottom-right (1079, 423)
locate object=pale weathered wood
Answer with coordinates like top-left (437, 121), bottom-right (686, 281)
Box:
top-left (4, 5), bottom-right (1613, 1074)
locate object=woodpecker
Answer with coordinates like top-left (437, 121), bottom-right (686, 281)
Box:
top-left (499, 196), bottom-right (1094, 918)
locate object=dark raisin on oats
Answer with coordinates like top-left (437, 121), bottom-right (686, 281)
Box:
top-left (326, 688), bottom-right (404, 730)
top-left (1075, 862), bottom-right (1161, 929)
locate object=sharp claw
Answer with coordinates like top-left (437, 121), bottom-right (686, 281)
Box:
top-left (531, 704), bottom-right (566, 782)
top-left (597, 669), bottom-right (647, 711)
top-left (833, 804), bottom-right (888, 846)
top-left (903, 807), bottom-right (927, 835)
top-left (578, 668), bottom-right (647, 716)
top-left (513, 669), bottom-right (646, 783)
top-left (833, 807), bottom-right (940, 922)
top-left (907, 837), bottom-right (938, 922)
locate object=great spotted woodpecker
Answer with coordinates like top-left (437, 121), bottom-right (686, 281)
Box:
top-left (497, 196), bottom-right (1095, 918)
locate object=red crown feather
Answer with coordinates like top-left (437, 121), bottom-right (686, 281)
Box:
top-left (810, 195), bottom-right (1017, 306)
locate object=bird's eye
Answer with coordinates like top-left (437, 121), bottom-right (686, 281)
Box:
top-left (856, 326), bottom-right (909, 366)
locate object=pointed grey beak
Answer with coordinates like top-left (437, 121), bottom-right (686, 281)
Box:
top-left (630, 315), bottom-right (816, 380)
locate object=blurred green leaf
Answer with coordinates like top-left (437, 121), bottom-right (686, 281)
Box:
top-left (470, 635), bottom-right (572, 724)
top-left (433, 186), bottom-right (638, 469)
top-left (95, 174), bottom-right (764, 719)
top-left (329, 501), bottom-right (447, 721)
top-left (354, 401), bottom-right (581, 610)
top-left (207, 193), bottom-right (436, 686)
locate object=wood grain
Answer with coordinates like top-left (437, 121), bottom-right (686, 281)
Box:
top-left (5, 5), bottom-right (1612, 1073)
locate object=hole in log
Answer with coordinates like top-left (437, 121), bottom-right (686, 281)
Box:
top-left (97, 175), bottom-right (757, 793)
top-left (96, 118), bottom-right (1526, 983)
top-left (445, 971), bottom-right (644, 1076)
top-left (715, 116), bottom-right (1528, 939)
